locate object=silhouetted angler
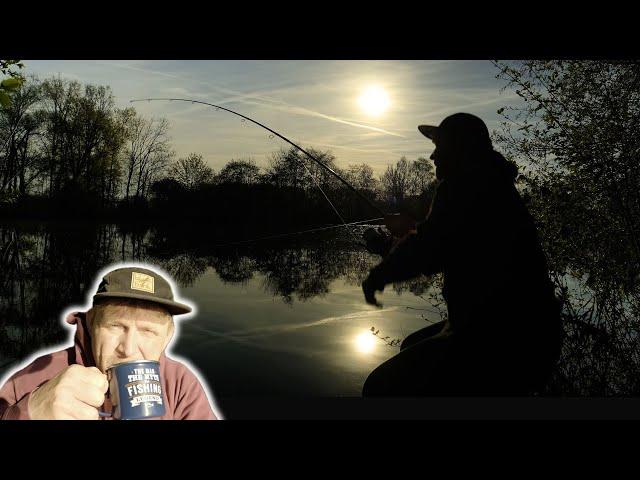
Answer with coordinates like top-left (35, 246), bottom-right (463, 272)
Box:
top-left (362, 112), bottom-right (562, 396)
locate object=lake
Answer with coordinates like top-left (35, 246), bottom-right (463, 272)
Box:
top-left (0, 221), bottom-right (442, 417)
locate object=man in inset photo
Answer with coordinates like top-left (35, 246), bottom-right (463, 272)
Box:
top-left (0, 265), bottom-right (221, 420)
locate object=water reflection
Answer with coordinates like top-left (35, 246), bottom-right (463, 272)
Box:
top-left (5, 221), bottom-right (624, 398)
top-left (0, 222), bottom-right (125, 367)
top-left (0, 221), bottom-right (435, 399)
top-left (209, 254), bottom-right (257, 284)
top-left (159, 253), bottom-right (209, 287)
top-left (355, 331), bottom-right (376, 354)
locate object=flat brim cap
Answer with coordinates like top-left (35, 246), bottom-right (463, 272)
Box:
top-left (418, 125), bottom-right (438, 141)
top-left (92, 267), bottom-right (192, 316)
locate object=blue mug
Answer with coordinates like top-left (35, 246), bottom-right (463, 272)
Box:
top-left (103, 360), bottom-right (166, 420)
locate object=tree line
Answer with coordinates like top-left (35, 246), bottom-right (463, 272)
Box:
top-left (0, 76), bottom-right (436, 224)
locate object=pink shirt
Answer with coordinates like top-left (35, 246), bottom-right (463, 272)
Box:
top-left (0, 312), bottom-right (218, 420)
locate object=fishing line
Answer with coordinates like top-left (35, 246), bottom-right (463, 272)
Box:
top-left (288, 147), bottom-right (359, 242)
top-left (209, 217), bottom-right (383, 248)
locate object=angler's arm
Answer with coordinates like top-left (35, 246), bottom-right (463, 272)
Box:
top-left (366, 185), bottom-right (449, 290)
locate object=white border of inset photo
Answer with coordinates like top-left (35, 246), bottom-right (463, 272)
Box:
top-left (0, 261), bottom-right (225, 420)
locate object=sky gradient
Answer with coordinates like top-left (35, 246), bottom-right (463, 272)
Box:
top-left (25, 60), bottom-right (519, 176)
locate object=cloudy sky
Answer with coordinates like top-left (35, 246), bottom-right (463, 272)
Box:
top-left (25, 60), bottom-right (519, 176)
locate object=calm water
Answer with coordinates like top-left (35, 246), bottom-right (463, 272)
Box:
top-left (0, 221), bottom-right (441, 411)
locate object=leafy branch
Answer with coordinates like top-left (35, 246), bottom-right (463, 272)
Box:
top-left (369, 326), bottom-right (402, 347)
top-left (0, 60), bottom-right (25, 108)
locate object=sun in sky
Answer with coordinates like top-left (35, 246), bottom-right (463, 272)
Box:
top-left (358, 85), bottom-right (390, 117)
top-left (355, 331), bottom-right (377, 354)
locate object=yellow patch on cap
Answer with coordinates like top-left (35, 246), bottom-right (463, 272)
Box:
top-left (131, 272), bottom-right (155, 293)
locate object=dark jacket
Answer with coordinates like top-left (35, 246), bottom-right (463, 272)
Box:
top-left (369, 151), bottom-right (561, 347)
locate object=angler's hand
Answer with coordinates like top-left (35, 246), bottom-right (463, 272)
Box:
top-left (362, 274), bottom-right (384, 308)
top-left (28, 365), bottom-right (109, 420)
top-left (384, 213), bottom-right (417, 238)
top-left (363, 227), bottom-right (393, 257)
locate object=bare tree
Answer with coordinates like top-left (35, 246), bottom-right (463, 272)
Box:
top-left (0, 76), bottom-right (42, 199)
top-left (409, 156), bottom-right (435, 196)
top-left (346, 163), bottom-right (378, 192)
top-left (263, 148), bottom-right (306, 190)
top-left (122, 113), bottom-right (172, 202)
top-left (168, 153), bottom-right (215, 190)
top-left (36, 77), bottom-right (128, 204)
top-left (215, 157), bottom-right (260, 185)
top-left (379, 156), bottom-right (412, 204)
top-left (263, 146), bottom-right (342, 192)
top-left (37, 77), bottom-right (81, 196)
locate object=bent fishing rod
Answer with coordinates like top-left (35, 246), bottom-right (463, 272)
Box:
top-left (129, 98), bottom-right (387, 218)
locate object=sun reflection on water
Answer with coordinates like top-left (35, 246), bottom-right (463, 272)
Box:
top-left (355, 331), bottom-right (376, 354)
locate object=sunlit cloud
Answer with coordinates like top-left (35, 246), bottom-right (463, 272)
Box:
top-left (94, 60), bottom-right (184, 80)
top-left (100, 60), bottom-right (407, 138)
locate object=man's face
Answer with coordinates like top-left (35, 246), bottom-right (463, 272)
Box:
top-left (429, 134), bottom-right (458, 181)
top-left (88, 301), bottom-right (174, 372)
top-left (430, 138), bottom-right (447, 181)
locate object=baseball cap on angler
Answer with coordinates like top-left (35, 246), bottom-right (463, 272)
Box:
top-left (418, 112), bottom-right (492, 149)
top-left (92, 267), bottom-right (192, 315)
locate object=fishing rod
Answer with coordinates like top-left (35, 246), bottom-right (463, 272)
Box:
top-left (129, 98), bottom-right (387, 218)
